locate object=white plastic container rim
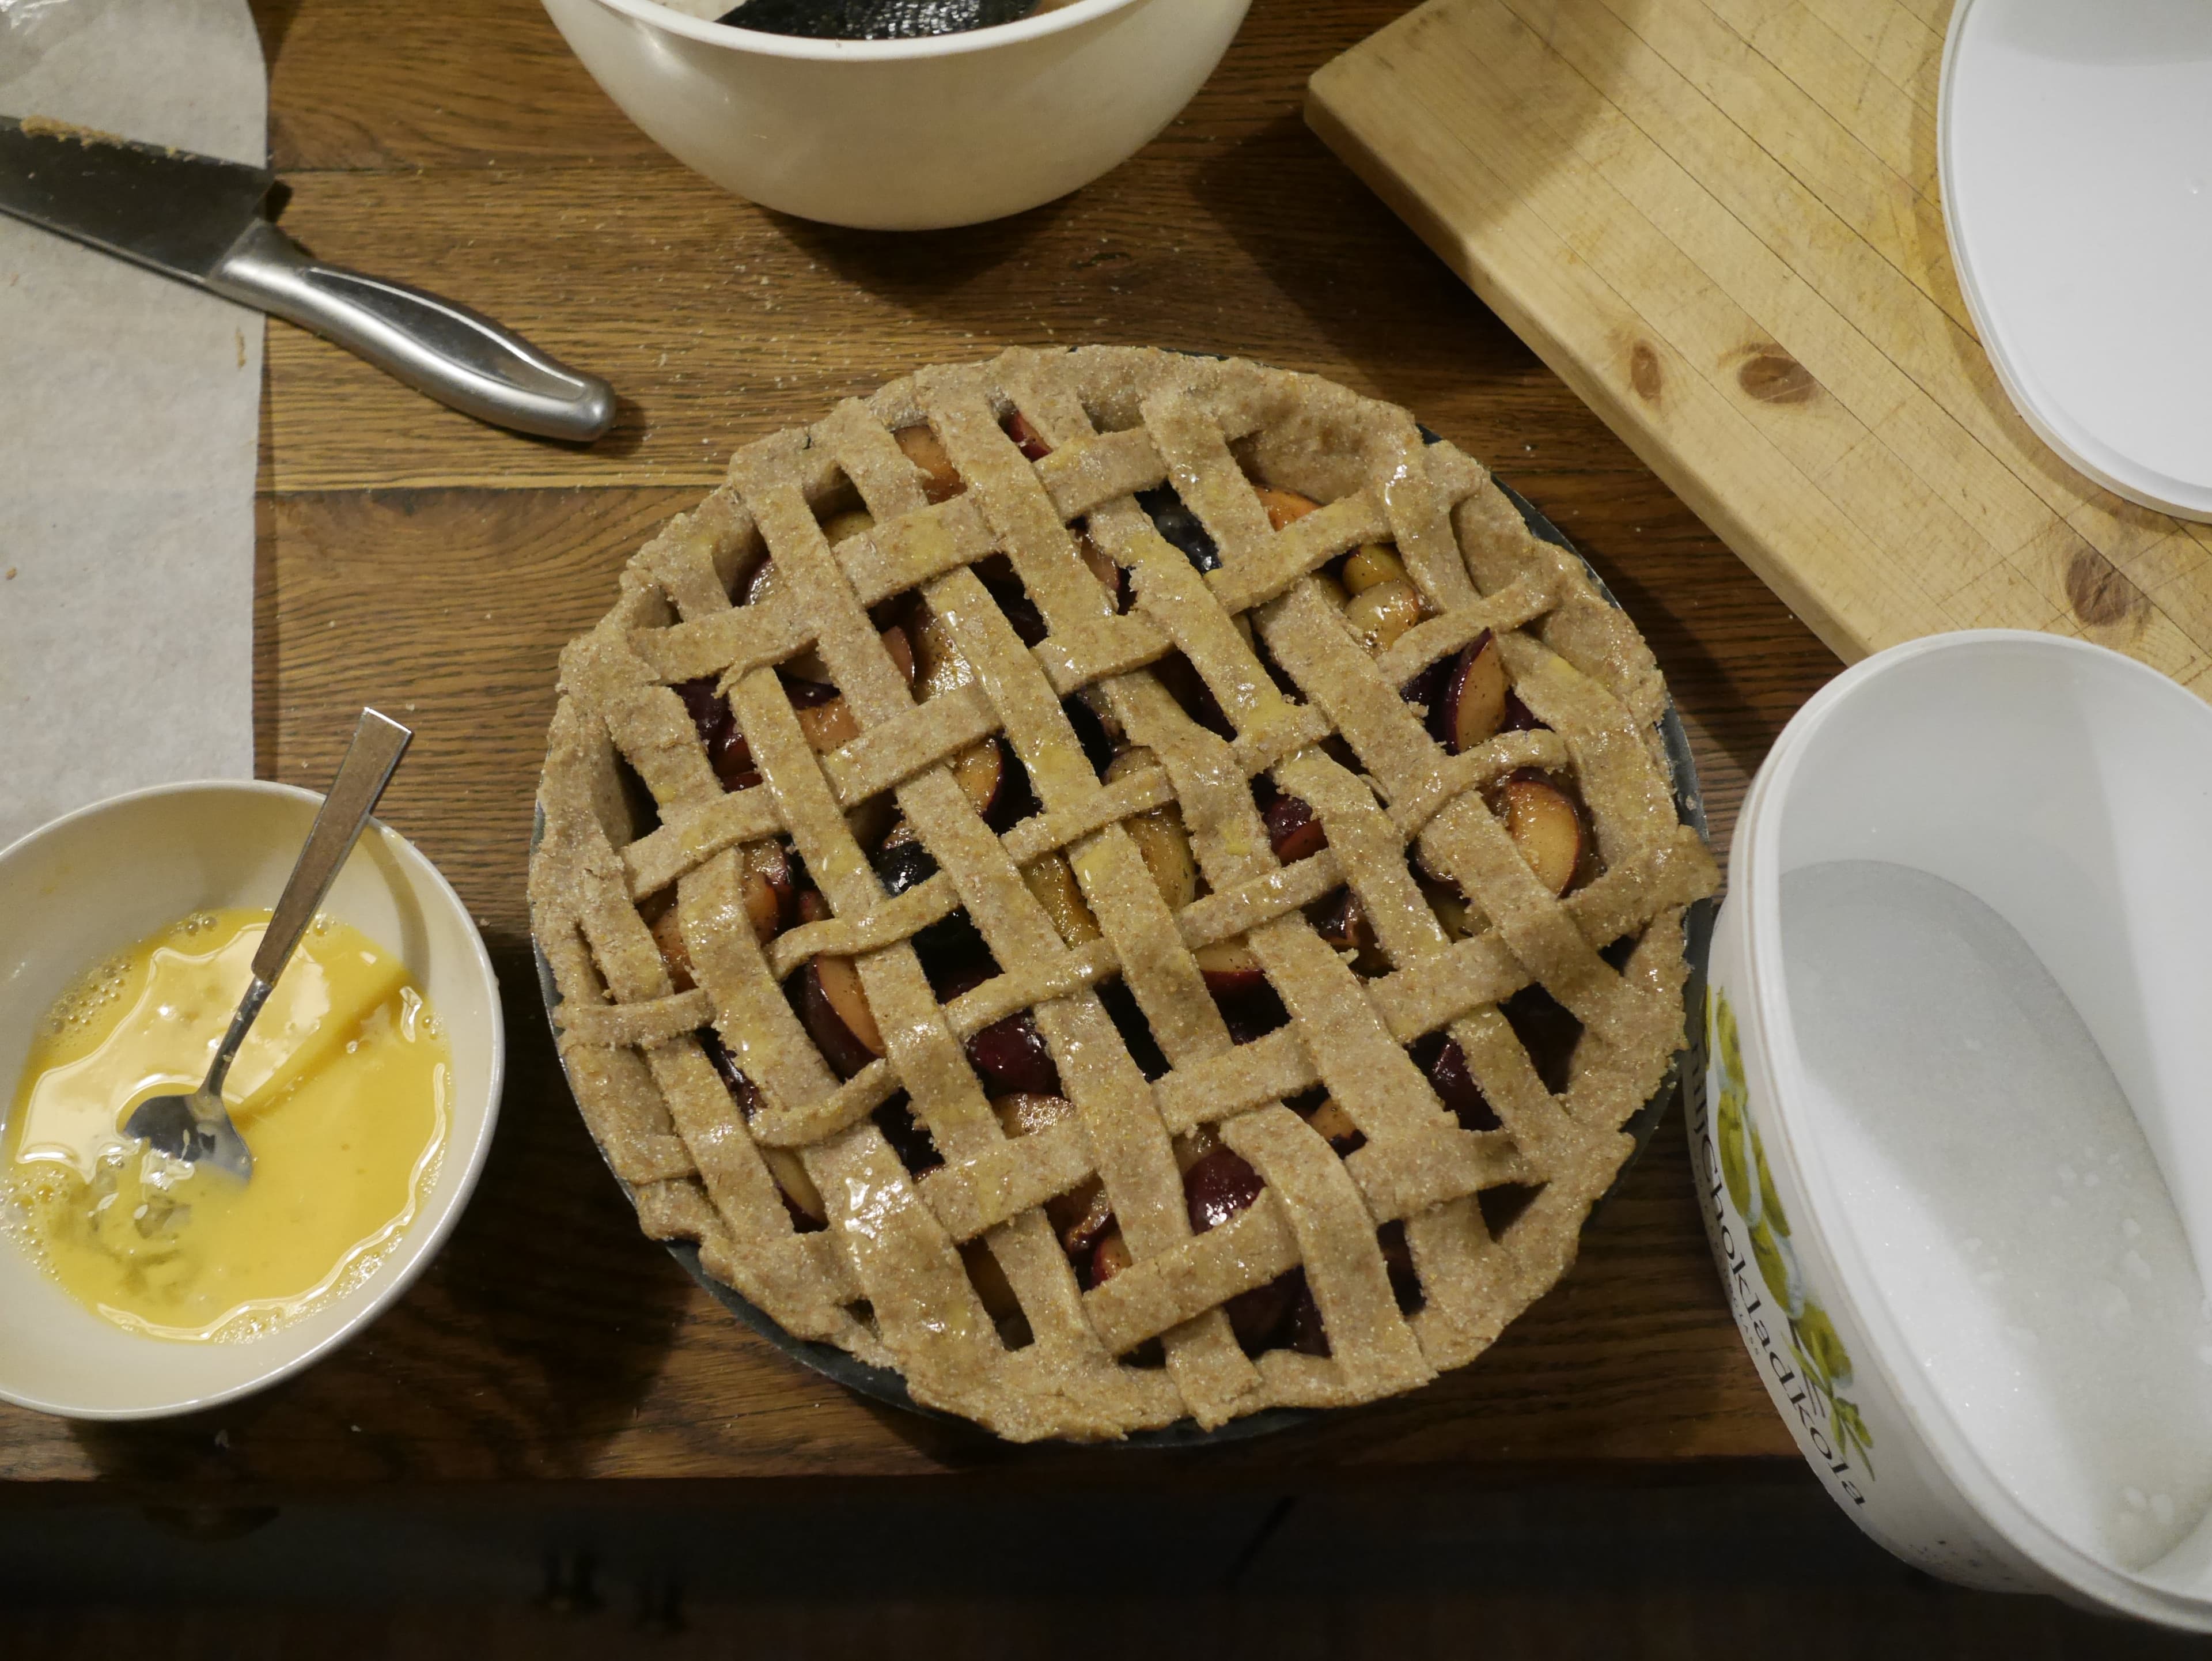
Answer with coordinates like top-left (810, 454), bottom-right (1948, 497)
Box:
top-left (1734, 630), bottom-right (2212, 1625)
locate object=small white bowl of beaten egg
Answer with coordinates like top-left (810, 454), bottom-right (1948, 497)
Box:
top-left (0, 781), bottom-right (503, 1418)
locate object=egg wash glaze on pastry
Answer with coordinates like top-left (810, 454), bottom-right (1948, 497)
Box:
top-left (532, 346), bottom-right (1718, 1439)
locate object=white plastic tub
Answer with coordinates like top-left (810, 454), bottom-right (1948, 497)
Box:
top-left (1694, 631), bottom-right (2212, 1627)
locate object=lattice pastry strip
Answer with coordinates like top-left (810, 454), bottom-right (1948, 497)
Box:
top-left (889, 387), bottom-right (1264, 1419)
top-left (531, 347), bottom-right (1717, 1439)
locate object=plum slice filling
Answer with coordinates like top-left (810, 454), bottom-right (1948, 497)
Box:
top-left (1150, 648), bottom-right (1236, 741)
top-left (1261, 789), bottom-right (1327, 864)
top-left (1182, 1148), bottom-right (1300, 1353)
top-left (1501, 984), bottom-right (1582, 1097)
top-left (699, 1028), bottom-right (827, 1234)
top-left (676, 675), bottom-right (760, 792)
top-left (1002, 408), bottom-right (1052, 462)
top-left (1408, 1031), bottom-right (1501, 1132)
top-left (937, 962), bottom-right (1060, 1099)
top-left (1399, 635), bottom-right (1592, 900)
top-left (974, 555), bottom-right (1048, 648)
top-left (642, 461), bottom-right (1604, 1352)
top-left (873, 1092), bottom-right (943, 1178)
top-left (1137, 485), bottom-right (1219, 573)
top-left (1062, 691), bottom-right (1119, 778)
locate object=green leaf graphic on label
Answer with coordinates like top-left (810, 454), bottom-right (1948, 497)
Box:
top-left (1713, 994), bottom-right (1753, 1216)
top-left (1706, 985), bottom-right (1874, 1477)
top-left (1756, 1132), bottom-right (1790, 1239)
top-left (1793, 1305), bottom-right (1851, 1391)
top-left (1749, 1216), bottom-right (1793, 1308)
top-left (1828, 1396), bottom-right (1876, 1469)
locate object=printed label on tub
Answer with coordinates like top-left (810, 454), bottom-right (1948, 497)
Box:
top-left (1693, 986), bottom-right (1875, 1508)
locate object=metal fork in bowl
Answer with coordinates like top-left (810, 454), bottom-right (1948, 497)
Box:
top-left (124, 710), bottom-right (412, 1181)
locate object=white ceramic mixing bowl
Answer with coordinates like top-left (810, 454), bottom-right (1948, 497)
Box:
top-left (539, 0), bottom-right (1252, 229)
top-left (0, 781), bottom-right (505, 1419)
top-left (1695, 631), bottom-right (2212, 1629)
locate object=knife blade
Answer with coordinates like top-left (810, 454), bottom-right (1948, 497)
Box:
top-left (0, 113), bottom-right (276, 279)
top-left (0, 114), bottom-right (615, 442)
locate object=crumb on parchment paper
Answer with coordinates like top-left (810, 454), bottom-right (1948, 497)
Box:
top-left (18, 115), bottom-right (133, 147)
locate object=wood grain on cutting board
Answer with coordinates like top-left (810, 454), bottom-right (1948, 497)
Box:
top-left (1308, 0), bottom-right (2212, 691)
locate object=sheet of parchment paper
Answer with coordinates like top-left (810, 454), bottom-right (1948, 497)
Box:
top-left (0, 0), bottom-right (265, 850)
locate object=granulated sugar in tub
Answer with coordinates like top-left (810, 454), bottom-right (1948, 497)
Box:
top-left (1784, 860), bottom-right (2212, 1575)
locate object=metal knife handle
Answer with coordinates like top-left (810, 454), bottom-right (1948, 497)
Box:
top-left (250, 708), bottom-right (412, 986)
top-left (209, 220), bottom-right (616, 443)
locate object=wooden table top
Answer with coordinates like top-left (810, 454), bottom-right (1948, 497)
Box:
top-left (0, 0), bottom-right (1842, 1488)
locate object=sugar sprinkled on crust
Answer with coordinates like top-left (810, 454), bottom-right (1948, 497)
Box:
top-left (531, 347), bottom-right (1717, 1440)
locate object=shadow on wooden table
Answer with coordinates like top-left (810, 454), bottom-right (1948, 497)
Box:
top-left (766, 198), bottom-right (1077, 310)
top-left (1190, 111), bottom-right (1513, 406)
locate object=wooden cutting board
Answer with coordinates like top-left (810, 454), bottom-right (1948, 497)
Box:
top-left (1308, 0), bottom-right (2212, 691)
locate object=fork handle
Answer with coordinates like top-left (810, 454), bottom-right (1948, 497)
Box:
top-left (201, 976), bottom-right (275, 1105)
top-left (251, 709), bottom-right (414, 987)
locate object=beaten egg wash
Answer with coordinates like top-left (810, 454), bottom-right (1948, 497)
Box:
top-left (4, 909), bottom-right (449, 1341)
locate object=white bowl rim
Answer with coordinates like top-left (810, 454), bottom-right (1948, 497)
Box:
top-left (1737, 629), bottom-right (2212, 1624)
top-left (585, 0), bottom-right (1145, 63)
top-left (0, 777), bottom-right (507, 1420)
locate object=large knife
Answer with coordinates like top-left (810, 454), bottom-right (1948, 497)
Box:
top-left (0, 114), bottom-right (616, 443)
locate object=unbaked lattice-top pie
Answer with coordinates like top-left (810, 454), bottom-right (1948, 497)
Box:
top-left (530, 347), bottom-right (1718, 1440)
